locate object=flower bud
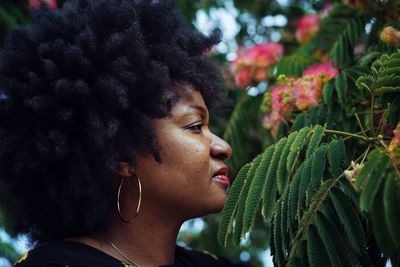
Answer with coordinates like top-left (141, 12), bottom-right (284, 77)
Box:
top-left (380, 26), bottom-right (400, 45)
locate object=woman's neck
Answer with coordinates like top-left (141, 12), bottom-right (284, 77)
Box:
top-left (69, 212), bottom-right (182, 266)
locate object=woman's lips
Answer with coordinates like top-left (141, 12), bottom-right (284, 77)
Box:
top-left (212, 174), bottom-right (230, 188)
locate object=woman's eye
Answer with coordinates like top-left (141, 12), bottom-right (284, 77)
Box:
top-left (188, 124), bottom-right (203, 132)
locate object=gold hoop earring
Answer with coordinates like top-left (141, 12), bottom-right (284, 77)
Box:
top-left (117, 171), bottom-right (142, 223)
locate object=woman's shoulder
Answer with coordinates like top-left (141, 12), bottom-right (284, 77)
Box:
top-left (173, 246), bottom-right (245, 267)
top-left (13, 241), bottom-right (125, 267)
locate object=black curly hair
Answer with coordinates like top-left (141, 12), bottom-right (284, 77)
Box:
top-left (0, 0), bottom-right (226, 243)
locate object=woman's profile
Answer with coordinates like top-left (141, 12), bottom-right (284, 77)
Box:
top-left (0, 0), bottom-right (243, 266)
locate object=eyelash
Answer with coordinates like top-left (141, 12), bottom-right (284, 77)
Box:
top-left (188, 123), bottom-right (203, 132)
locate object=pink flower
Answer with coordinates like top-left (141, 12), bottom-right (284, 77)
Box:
top-left (234, 69), bottom-right (252, 90)
top-left (263, 111), bottom-right (285, 138)
top-left (246, 43), bottom-right (284, 67)
top-left (262, 85), bottom-right (295, 136)
top-left (303, 61), bottom-right (338, 83)
top-left (388, 123), bottom-right (400, 173)
top-left (46, 0), bottom-right (58, 9)
top-left (29, 0), bottom-right (40, 8)
top-left (296, 14), bottom-right (320, 44)
top-left (293, 77), bottom-right (321, 110)
top-left (231, 42), bottom-right (284, 89)
top-left (261, 62), bottom-right (338, 135)
top-left (29, 0), bottom-right (58, 9)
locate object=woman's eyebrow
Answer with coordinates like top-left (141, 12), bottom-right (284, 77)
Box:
top-left (188, 105), bottom-right (208, 118)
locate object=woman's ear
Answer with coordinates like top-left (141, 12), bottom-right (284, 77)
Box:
top-left (116, 161), bottom-right (132, 177)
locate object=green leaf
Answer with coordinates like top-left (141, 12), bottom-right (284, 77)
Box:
top-left (262, 137), bottom-right (287, 220)
top-left (280, 188), bottom-right (291, 254)
top-left (244, 145), bottom-right (275, 233)
top-left (277, 131), bottom-right (298, 193)
top-left (297, 158), bottom-right (312, 219)
top-left (310, 145), bottom-right (327, 190)
top-left (359, 155), bottom-right (389, 213)
top-left (272, 202), bottom-right (285, 266)
top-left (287, 127), bottom-right (311, 175)
top-left (315, 213), bottom-right (343, 267)
top-left (355, 149), bottom-right (385, 191)
top-left (288, 164), bottom-right (305, 227)
top-left (327, 139), bottom-right (346, 179)
top-left (335, 72), bottom-right (348, 106)
top-left (383, 173), bottom-right (400, 250)
top-left (306, 226), bottom-right (332, 267)
top-left (329, 187), bottom-right (366, 254)
top-left (323, 79), bottom-right (335, 105)
top-left (306, 125), bottom-right (325, 159)
top-left (233, 154), bottom-right (262, 246)
top-left (370, 184), bottom-right (396, 256)
top-left (291, 113), bottom-right (306, 131)
top-left (218, 163), bottom-right (250, 246)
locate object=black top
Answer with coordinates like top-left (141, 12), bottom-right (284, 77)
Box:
top-left (14, 241), bottom-right (244, 267)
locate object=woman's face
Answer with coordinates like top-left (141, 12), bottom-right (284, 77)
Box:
top-left (134, 88), bottom-right (232, 221)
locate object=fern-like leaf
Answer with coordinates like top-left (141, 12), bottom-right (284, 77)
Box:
top-left (233, 154), bottom-right (262, 246)
top-left (218, 163), bottom-right (250, 246)
top-left (330, 16), bottom-right (365, 67)
top-left (297, 158), bottom-right (312, 219)
top-left (356, 49), bottom-right (400, 96)
top-left (327, 139), bottom-right (346, 179)
top-left (355, 149), bottom-right (384, 192)
top-left (359, 154), bottom-right (389, 213)
top-left (329, 187), bottom-right (366, 254)
top-left (306, 125), bottom-right (325, 158)
top-left (277, 131), bottom-right (298, 193)
top-left (280, 188), bottom-right (291, 255)
top-left (383, 173), bottom-right (400, 250)
top-left (315, 212), bottom-right (343, 267)
top-left (262, 137), bottom-right (287, 220)
top-left (288, 163), bottom-right (305, 227)
top-left (335, 72), bottom-right (348, 106)
top-left (310, 145), bottom-right (327, 190)
top-left (243, 145), bottom-right (275, 233)
top-left (272, 201), bottom-right (285, 267)
top-left (370, 185), bottom-right (397, 256)
top-left (306, 226), bottom-right (332, 267)
top-left (287, 127), bottom-right (311, 175)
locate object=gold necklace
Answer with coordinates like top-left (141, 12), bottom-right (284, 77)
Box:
top-left (92, 232), bottom-right (140, 267)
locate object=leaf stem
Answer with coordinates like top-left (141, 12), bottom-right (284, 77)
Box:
top-left (355, 113), bottom-right (368, 138)
top-left (325, 129), bottom-right (378, 142)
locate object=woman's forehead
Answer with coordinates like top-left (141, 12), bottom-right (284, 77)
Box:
top-left (172, 90), bottom-right (208, 114)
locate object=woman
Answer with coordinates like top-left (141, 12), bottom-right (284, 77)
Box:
top-left (0, 0), bottom-right (242, 266)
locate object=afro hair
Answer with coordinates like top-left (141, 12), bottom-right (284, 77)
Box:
top-left (0, 0), bottom-right (226, 243)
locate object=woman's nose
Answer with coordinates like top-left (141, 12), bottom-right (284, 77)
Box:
top-left (210, 134), bottom-right (232, 161)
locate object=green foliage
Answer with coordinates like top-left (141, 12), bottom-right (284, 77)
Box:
top-left (274, 54), bottom-right (318, 77)
top-left (307, 3), bottom-right (362, 54)
top-left (219, 125), bottom-right (375, 265)
top-left (356, 50), bottom-right (400, 96)
top-left (355, 148), bottom-right (400, 257)
top-left (218, 163), bottom-right (250, 246)
top-left (330, 16), bottom-right (366, 68)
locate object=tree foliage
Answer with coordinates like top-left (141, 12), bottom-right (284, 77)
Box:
top-left (219, 1), bottom-right (400, 266)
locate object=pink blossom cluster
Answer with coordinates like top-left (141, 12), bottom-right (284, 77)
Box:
top-left (29, 0), bottom-right (58, 9)
top-left (296, 14), bottom-right (320, 44)
top-left (388, 123), bottom-right (400, 173)
top-left (262, 62), bottom-right (338, 137)
top-left (231, 42), bottom-right (284, 89)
